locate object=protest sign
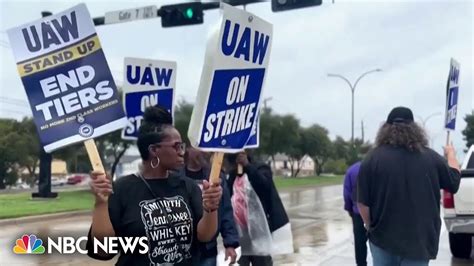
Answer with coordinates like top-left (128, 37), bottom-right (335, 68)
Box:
top-left (7, 4), bottom-right (127, 172)
top-left (445, 58), bottom-right (460, 131)
top-left (444, 58), bottom-right (460, 144)
top-left (187, 3), bottom-right (272, 181)
top-left (122, 57), bottom-right (176, 140)
top-left (188, 4), bottom-right (271, 151)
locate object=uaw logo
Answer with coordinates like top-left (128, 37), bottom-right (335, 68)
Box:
top-left (79, 124), bottom-right (94, 137)
top-left (77, 115), bottom-right (94, 138)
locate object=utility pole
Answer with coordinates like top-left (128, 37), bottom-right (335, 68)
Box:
top-left (263, 97), bottom-right (273, 110)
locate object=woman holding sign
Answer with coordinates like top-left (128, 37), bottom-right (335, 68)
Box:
top-left (87, 106), bottom-right (222, 266)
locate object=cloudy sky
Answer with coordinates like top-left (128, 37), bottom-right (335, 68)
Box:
top-left (0, 0), bottom-right (472, 157)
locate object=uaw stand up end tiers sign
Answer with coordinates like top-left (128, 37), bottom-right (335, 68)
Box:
top-left (188, 4), bottom-right (273, 182)
top-left (7, 4), bottom-right (127, 172)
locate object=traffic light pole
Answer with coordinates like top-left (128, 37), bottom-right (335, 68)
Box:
top-left (88, 2), bottom-right (224, 27)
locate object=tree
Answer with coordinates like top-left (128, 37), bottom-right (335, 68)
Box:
top-left (174, 100), bottom-right (194, 142)
top-left (259, 108), bottom-right (280, 163)
top-left (54, 143), bottom-right (90, 174)
top-left (15, 118), bottom-right (40, 185)
top-left (96, 131), bottom-right (133, 178)
top-left (277, 114), bottom-right (301, 177)
top-left (324, 158), bottom-right (348, 175)
top-left (54, 130), bottom-right (132, 178)
top-left (300, 124), bottom-right (331, 176)
top-left (95, 87), bottom-right (133, 178)
top-left (0, 119), bottom-right (22, 188)
top-left (259, 108), bottom-right (302, 171)
top-left (331, 136), bottom-right (350, 160)
top-left (329, 136), bottom-right (372, 167)
top-left (462, 112), bottom-right (474, 150)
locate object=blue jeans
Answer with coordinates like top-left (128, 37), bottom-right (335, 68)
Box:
top-left (200, 256), bottom-right (217, 266)
top-left (369, 242), bottom-right (429, 266)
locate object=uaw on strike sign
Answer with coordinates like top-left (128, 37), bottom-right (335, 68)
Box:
top-left (122, 58), bottom-right (176, 140)
top-left (445, 58), bottom-right (460, 130)
top-left (7, 4), bottom-right (127, 152)
top-left (188, 4), bottom-right (272, 152)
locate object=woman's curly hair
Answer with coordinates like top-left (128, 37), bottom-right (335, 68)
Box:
top-left (375, 122), bottom-right (428, 152)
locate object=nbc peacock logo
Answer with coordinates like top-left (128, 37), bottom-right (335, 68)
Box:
top-left (13, 234), bottom-right (45, 254)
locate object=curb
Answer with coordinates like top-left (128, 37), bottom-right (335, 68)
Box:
top-left (0, 210), bottom-right (92, 226)
top-left (277, 182), bottom-right (343, 192)
top-left (0, 184), bottom-right (343, 226)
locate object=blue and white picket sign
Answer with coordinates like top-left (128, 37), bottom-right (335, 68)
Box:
top-left (188, 4), bottom-right (272, 152)
top-left (122, 57), bottom-right (176, 140)
top-left (245, 111), bottom-right (259, 148)
top-left (445, 58), bottom-right (460, 130)
top-left (7, 4), bottom-right (127, 152)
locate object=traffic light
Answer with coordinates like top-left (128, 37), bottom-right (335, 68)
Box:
top-left (272, 0), bottom-right (322, 12)
top-left (160, 2), bottom-right (204, 28)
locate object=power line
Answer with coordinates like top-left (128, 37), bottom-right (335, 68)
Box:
top-left (0, 109), bottom-right (30, 116)
top-left (0, 101), bottom-right (30, 109)
top-left (0, 96), bottom-right (28, 103)
top-left (0, 97), bottom-right (29, 106)
top-left (0, 37), bottom-right (10, 49)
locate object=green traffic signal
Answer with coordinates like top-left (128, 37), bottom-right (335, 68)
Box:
top-left (184, 8), bottom-right (194, 19)
top-left (160, 2), bottom-right (203, 27)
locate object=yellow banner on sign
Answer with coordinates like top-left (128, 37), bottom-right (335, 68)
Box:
top-left (17, 34), bottom-right (102, 77)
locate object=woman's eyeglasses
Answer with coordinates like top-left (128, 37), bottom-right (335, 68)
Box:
top-left (154, 141), bottom-right (186, 152)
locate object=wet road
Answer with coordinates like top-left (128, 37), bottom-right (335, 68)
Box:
top-left (1, 185), bottom-right (473, 265)
top-left (272, 185), bottom-right (474, 266)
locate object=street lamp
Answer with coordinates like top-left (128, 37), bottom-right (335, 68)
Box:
top-left (263, 97), bottom-right (273, 110)
top-left (416, 112), bottom-right (442, 128)
top-left (327, 68), bottom-right (382, 145)
top-left (416, 112), bottom-right (442, 147)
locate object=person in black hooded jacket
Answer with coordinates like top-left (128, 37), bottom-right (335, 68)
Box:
top-left (176, 146), bottom-right (239, 266)
top-left (226, 151), bottom-right (292, 266)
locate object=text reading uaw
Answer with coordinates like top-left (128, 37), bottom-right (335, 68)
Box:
top-left (203, 20), bottom-right (269, 142)
top-left (124, 64), bottom-right (173, 134)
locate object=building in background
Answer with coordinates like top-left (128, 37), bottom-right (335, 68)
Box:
top-left (268, 153), bottom-right (315, 177)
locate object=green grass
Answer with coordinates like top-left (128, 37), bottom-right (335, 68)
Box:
top-left (0, 190), bottom-right (94, 219)
top-left (274, 175), bottom-right (343, 190)
top-left (0, 176), bottom-right (343, 219)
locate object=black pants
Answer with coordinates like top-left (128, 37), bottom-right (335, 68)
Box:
top-left (238, 255), bottom-right (273, 266)
top-left (352, 213), bottom-right (368, 266)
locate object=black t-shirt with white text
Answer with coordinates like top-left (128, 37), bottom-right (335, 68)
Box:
top-left (88, 174), bottom-right (203, 266)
